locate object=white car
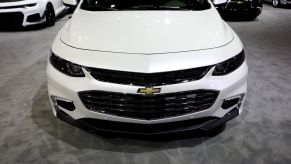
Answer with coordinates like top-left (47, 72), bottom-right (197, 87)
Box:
top-left (0, 0), bottom-right (66, 27)
top-left (47, 0), bottom-right (248, 134)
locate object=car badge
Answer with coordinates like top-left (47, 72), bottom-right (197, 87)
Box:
top-left (137, 87), bottom-right (161, 95)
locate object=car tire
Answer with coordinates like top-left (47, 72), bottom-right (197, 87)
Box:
top-left (45, 4), bottom-right (56, 26)
top-left (272, 0), bottom-right (280, 7)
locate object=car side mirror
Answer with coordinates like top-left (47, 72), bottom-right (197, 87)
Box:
top-left (63, 0), bottom-right (78, 7)
top-left (212, 0), bottom-right (228, 6)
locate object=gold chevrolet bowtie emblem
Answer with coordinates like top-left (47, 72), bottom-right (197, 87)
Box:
top-left (137, 87), bottom-right (161, 95)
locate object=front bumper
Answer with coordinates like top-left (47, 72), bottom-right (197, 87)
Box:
top-left (56, 106), bottom-right (240, 135)
top-left (47, 57), bottom-right (248, 133)
top-left (0, 3), bottom-right (45, 27)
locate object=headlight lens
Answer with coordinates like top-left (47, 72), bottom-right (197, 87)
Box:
top-left (50, 52), bottom-right (85, 77)
top-left (25, 3), bottom-right (37, 7)
top-left (213, 50), bottom-right (245, 76)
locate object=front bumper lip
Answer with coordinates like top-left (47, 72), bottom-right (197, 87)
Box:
top-left (56, 107), bottom-right (239, 135)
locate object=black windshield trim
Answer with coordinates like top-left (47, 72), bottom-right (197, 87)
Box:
top-left (81, 0), bottom-right (211, 11)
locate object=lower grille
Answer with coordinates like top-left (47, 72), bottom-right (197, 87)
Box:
top-left (78, 117), bottom-right (218, 134)
top-left (0, 12), bottom-right (24, 26)
top-left (79, 90), bottom-right (219, 120)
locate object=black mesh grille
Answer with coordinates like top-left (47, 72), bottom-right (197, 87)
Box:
top-left (79, 90), bottom-right (219, 120)
top-left (0, 12), bottom-right (24, 26)
top-left (85, 66), bottom-right (212, 86)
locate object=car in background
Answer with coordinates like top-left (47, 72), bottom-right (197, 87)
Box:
top-left (0, 0), bottom-right (66, 27)
top-left (212, 0), bottom-right (263, 20)
top-left (264, 0), bottom-right (291, 7)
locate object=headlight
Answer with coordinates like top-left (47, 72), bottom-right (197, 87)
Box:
top-left (50, 52), bottom-right (85, 77)
top-left (25, 3), bottom-right (37, 7)
top-left (213, 50), bottom-right (245, 76)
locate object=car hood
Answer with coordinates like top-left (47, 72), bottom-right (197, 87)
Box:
top-left (61, 8), bottom-right (233, 54)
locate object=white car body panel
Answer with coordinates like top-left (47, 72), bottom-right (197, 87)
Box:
top-left (0, 0), bottom-right (66, 26)
top-left (47, 1), bottom-right (248, 129)
top-left (55, 22), bottom-right (240, 73)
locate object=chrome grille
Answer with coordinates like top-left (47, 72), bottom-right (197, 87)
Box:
top-left (79, 90), bottom-right (219, 120)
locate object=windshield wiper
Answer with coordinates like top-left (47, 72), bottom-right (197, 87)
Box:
top-left (118, 5), bottom-right (155, 10)
top-left (81, 5), bottom-right (118, 11)
top-left (120, 5), bottom-right (188, 10)
top-left (156, 6), bottom-right (189, 10)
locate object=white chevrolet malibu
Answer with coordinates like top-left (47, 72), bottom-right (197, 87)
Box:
top-left (0, 0), bottom-right (66, 27)
top-left (47, 0), bottom-right (248, 134)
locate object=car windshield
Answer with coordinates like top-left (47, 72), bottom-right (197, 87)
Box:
top-left (81, 0), bottom-right (211, 11)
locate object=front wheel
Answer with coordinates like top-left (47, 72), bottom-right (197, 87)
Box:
top-left (272, 0), bottom-right (280, 7)
top-left (45, 4), bottom-right (56, 26)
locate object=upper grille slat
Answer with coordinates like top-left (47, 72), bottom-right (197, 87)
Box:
top-left (82, 96), bottom-right (215, 107)
top-left (79, 90), bottom-right (219, 120)
top-left (85, 65), bottom-right (212, 86)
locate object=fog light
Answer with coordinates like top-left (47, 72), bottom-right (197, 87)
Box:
top-left (27, 13), bottom-right (41, 22)
top-left (222, 94), bottom-right (245, 109)
top-left (50, 96), bottom-right (75, 111)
